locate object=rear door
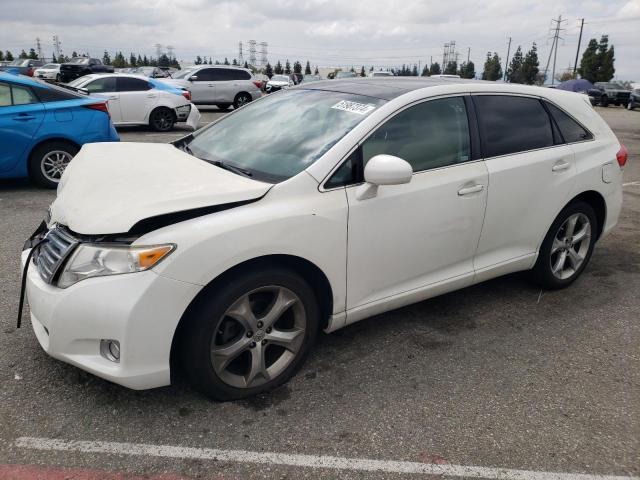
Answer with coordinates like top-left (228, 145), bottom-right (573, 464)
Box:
top-left (188, 68), bottom-right (216, 103)
top-left (472, 94), bottom-right (576, 280)
top-left (116, 77), bottom-right (154, 124)
top-left (83, 77), bottom-right (121, 122)
top-left (0, 81), bottom-right (45, 173)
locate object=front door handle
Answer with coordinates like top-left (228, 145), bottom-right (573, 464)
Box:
top-left (458, 184), bottom-right (484, 196)
top-left (552, 161), bottom-right (571, 172)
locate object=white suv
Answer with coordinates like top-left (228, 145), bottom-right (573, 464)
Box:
top-left (21, 78), bottom-right (625, 400)
top-left (163, 65), bottom-right (261, 110)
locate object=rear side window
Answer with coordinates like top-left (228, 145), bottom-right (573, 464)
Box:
top-left (85, 77), bottom-right (117, 93)
top-left (117, 77), bottom-right (151, 92)
top-left (33, 85), bottom-right (79, 102)
top-left (231, 70), bottom-right (251, 80)
top-left (545, 102), bottom-right (593, 143)
top-left (474, 95), bottom-right (553, 157)
top-left (11, 85), bottom-right (39, 105)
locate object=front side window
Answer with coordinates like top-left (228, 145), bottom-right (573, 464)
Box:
top-left (362, 96), bottom-right (471, 172)
top-left (187, 89), bottom-right (385, 182)
top-left (192, 68), bottom-right (215, 81)
top-left (545, 102), bottom-right (592, 143)
top-left (85, 77), bottom-right (116, 93)
top-left (0, 83), bottom-right (10, 106)
top-left (474, 95), bottom-right (553, 158)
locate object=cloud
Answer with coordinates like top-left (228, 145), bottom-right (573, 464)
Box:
top-left (0, 0), bottom-right (637, 79)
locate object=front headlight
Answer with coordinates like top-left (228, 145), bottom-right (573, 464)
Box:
top-left (57, 243), bottom-right (175, 288)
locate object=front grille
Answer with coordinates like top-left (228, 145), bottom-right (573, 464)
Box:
top-left (33, 227), bottom-right (79, 284)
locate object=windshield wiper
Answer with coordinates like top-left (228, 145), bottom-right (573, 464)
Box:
top-left (208, 160), bottom-right (253, 177)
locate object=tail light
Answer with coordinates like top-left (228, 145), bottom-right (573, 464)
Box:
top-left (84, 102), bottom-right (110, 117)
top-left (181, 90), bottom-right (191, 101)
top-left (253, 80), bottom-right (263, 89)
top-left (616, 143), bottom-right (628, 168)
top-left (27, 67), bottom-right (34, 77)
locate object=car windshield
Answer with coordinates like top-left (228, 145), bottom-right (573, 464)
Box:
top-left (9, 59), bottom-right (29, 66)
top-left (69, 58), bottom-right (89, 64)
top-left (66, 76), bottom-right (93, 87)
top-left (171, 69), bottom-right (193, 79)
top-left (187, 89), bottom-right (385, 182)
top-left (43, 64), bottom-right (59, 69)
top-left (272, 75), bottom-right (289, 82)
top-left (301, 75), bottom-right (320, 83)
top-left (336, 72), bottom-right (355, 78)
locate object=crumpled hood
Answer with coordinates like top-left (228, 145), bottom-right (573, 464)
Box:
top-left (51, 142), bottom-right (272, 235)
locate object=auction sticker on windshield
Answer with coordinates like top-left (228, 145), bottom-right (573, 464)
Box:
top-left (331, 100), bottom-right (377, 115)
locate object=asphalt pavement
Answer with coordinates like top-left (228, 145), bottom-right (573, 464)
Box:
top-left (0, 106), bottom-right (638, 480)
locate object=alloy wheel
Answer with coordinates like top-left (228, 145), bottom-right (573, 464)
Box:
top-left (550, 213), bottom-right (591, 280)
top-left (153, 109), bottom-right (173, 131)
top-left (210, 286), bottom-right (306, 389)
top-left (41, 150), bottom-right (73, 182)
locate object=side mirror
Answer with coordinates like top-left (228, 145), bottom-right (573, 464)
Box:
top-left (78, 87), bottom-right (89, 95)
top-left (189, 75), bottom-right (198, 81)
top-left (356, 154), bottom-right (412, 200)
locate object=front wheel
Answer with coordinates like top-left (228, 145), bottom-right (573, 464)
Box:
top-left (531, 201), bottom-right (597, 289)
top-left (180, 268), bottom-right (319, 400)
top-left (28, 141), bottom-right (78, 188)
top-left (149, 107), bottom-right (175, 132)
top-left (233, 93), bottom-right (251, 109)
top-left (601, 96), bottom-right (609, 107)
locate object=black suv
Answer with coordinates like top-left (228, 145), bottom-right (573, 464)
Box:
top-left (59, 57), bottom-right (114, 82)
top-left (591, 82), bottom-right (632, 107)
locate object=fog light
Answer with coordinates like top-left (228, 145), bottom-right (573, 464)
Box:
top-left (100, 339), bottom-right (120, 363)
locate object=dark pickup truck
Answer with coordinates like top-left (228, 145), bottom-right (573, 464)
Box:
top-left (591, 82), bottom-right (632, 107)
top-left (59, 57), bottom-right (114, 82)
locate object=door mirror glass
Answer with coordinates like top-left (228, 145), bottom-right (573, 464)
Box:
top-left (364, 154), bottom-right (412, 185)
top-left (189, 75), bottom-right (198, 81)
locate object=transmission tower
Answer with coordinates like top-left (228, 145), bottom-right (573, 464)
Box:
top-left (248, 40), bottom-right (257, 67)
top-left (154, 43), bottom-right (163, 58)
top-left (166, 45), bottom-right (174, 59)
top-left (259, 42), bottom-right (268, 66)
top-left (36, 37), bottom-right (42, 59)
top-left (53, 35), bottom-right (62, 58)
top-left (238, 42), bottom-right (244, 65)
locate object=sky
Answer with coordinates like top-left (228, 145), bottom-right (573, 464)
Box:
top-left (1, 0), bottom-right (639, 80)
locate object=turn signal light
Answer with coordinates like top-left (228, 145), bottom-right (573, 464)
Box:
top-left (616, 143), bottom-right (628, 168)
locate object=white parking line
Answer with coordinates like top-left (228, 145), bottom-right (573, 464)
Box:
top-left (14, 437), bottom-right (638, 480)
top-left (622, 181), bottom-right (640, 187)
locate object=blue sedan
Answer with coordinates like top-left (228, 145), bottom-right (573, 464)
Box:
top-left (0, 72), bottom-right (119, 188)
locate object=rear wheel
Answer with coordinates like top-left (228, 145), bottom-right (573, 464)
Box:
top-left (149, 107), bottom-right (175, 132)
top-left (180, 267), bottom-right (319, 400)
top-left (531, 201), bottom-right (597, 289)
top-left (233, 92), bottom-right (251, 109)
top-left (28, 141), bottom-right (78, 189)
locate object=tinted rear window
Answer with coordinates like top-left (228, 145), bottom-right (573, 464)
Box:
top-left (545, 102), bottom-right (593, 143)
top-left (474, 95), bottom-right (553, 158)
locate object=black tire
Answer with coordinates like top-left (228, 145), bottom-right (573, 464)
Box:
top-left (149, 107), bottom-right (175, 132)
top-left (531, 201), bottom-right (598, 290)
top-left (28, 141), bottom-right (79, 189)
top-left (614, 102), bottom-right (620, 107)
top-left (216, 104), bottom-right (230, 111)
top-left (55, 73), bottom-right (60, 82)
top-left (601, 96), bottom-right (609, 107)
top-left (180, 267), bottom-right (320, 401)
top-left (233, 92), bottom-right (252, 109)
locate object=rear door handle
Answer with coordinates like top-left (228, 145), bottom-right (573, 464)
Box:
top-left (458, 184), bottom-right (484, 196)
top-left (13, 115), bottom-right (36, 121)
top-left (552, 161), bottom-right (571, 172)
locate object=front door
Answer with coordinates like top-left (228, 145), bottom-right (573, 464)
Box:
top-left (188, 68), bottom-right (216, 104)
top-left (345, 95), bottom-right (488, 313)
top-left (117, 77), bottom-right (154, 124)
top-left (84, 76), bottom-right (121, 122)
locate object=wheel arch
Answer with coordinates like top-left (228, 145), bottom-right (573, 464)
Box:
top-left (568, 190), bottom-right (606, 240)
top-left (27, 137), bottom-right (80, 173)
top-left (169, 254), bottom-right (334, 382)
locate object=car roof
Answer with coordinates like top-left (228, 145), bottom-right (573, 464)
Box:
top-left (0, 72), bottom-right (47, 87)
top-left (296, 77), bottom-right (493, 100)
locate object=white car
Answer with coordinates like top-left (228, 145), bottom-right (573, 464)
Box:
top-left (67, 74), bottom-right (200, 131)
top-left (34, 63), bottom-right (61, 81)
top-left (265, 74), bottom-right (293, 93)
top-left (162, 65), bottom-right (261, 110)
top-left (21, 78), bottom-right (625, 400)
top-left (368, 71), bottom-right (394, 77)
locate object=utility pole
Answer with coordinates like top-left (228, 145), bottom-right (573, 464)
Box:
top-left (467, 47), bottom-right (470, 63)
top-left (543, 15), bottom-right (566, 85)
top-left (573, 18), bottom-right (584, 75)
top-left (503, 37), bottom-right (512, 81)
